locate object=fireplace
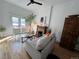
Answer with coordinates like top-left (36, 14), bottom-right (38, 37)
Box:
top-left (36, 25), bottom-right (48, 37)
top-left (37, 31), bottom-right (43, 37)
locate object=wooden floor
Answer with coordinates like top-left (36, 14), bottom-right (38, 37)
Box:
top-left (1, 37), bottom-right (79, 59)
top-left (0, 39), bottom-right (31, 59)
top-left (53, 43), bottom-right (79, 59)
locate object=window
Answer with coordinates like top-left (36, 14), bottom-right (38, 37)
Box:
top-left (12, 17), bottom-right (26, 34)
top-left (21, 18), bottom-right (26, 27)
top-left (12, 17), bottom-right (19, 28)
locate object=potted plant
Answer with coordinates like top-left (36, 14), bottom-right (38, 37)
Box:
top-left (0, 25), bottom-right (6, 39)
top-left (25, 13), bottom-right (36, 24)
top-left (25, 13), bottom-right (36, 33)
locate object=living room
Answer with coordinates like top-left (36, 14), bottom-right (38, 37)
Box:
top-left (0, 0), bottom-right (79, 59)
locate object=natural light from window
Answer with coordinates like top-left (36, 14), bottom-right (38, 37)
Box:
top-left (12, 17), bottom-right (26, 34)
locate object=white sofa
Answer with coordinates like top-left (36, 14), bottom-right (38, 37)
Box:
top-left (23, 33), bottom-right (56, 59)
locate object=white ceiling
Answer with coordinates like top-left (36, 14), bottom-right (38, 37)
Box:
top-left (5, 0), bottom-right (72, 6)
top-left (4, 0), bottom-right (72, 11)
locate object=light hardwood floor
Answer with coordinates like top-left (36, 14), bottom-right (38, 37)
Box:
top-left (0, 39), bottom-right (31, 59)
top-left (53, 43), bottom-right (79, 59)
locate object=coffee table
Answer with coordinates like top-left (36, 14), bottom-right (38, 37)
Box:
top-left (21, 34), bottom-right (35, 43)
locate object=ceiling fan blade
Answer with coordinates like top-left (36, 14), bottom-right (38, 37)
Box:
top-left (27, 2), bottom-right (32, 6)
top-left (34, 1), bottom-right (42, 5)
top-left (30, 0), bottom-right (34, 2)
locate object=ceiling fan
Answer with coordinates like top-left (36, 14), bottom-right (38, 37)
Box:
top-left (27, 0), bottom-right (42, 6)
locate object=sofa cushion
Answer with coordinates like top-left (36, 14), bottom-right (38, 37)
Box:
top-left (35, 33), bottom-right (53, 50)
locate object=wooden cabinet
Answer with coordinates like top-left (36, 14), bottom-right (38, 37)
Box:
top-left (60, 15), bottom-right (79, 50)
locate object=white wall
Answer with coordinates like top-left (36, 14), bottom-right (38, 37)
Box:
top-left (0, 0), bottom-right (32, 36)
top-left (50, 0), bottom-right (79, 42)
top-left (0, 0), bottom-right (52, 36)
top-left (0, 0), bottom-right (4, 25)
top-left (26, 5), bottom-right (51, 26)
top-left (34, 6), bottom-right (51, 26)
top-left (5, 0), bottom-right (51, 26)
